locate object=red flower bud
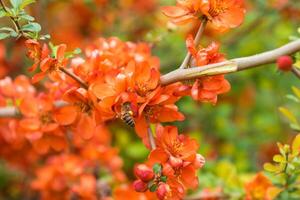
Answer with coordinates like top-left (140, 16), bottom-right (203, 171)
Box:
top-left (169, 156), bottom-right (183, 168)
top-left (194, 154), bottom-right (205, 169)
top-left (134, 164), bottom-right (154, 182)
top-left (277, 56), bottom-right (293, 71)
top-left (133, 180), bottom-right (148, 192)
top-left (156, 183), bottom-right (169, 200)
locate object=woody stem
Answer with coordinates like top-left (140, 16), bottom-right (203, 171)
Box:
top-left (58, 67), bottom-right (89, 89)
top-left (179, 17), bottom-right (208, 69)
top-left (292, 66), bottom-right (300, 79)
top-left (161, 39), bottom-right (300, 85)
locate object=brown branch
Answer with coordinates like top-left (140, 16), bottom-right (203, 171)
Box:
top-left (292, 66), bottom-right (300, 79)
top-left (0, 100), bottom-right (67, 118)
top-left (179, 17), bottom-right (208, 69)
top-left (59, 67), bottom-right (88, 89)
top-left (161, 39), bottom-right (300, 85)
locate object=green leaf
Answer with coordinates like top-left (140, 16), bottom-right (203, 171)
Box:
top-left (279, 107), bottom-right (298, 124)
top-left (0, 27), bottom-right (15, 32)
top-left (290, 123), bottom-right (300, 132)
top-left (20, 0), bottom-right (36, 9)
top-left (273, 154), bottom-right (286, 163)
top-left (264, 163), bottom-right (279, 173)
top-left (160, 176), bottom-right (167, 183)
top-left (21, 22), bottom-right (41, 32)
top-left (286, 94), bottom-right (300, 103)
top-left (292, 86), bottom-right (300, 100)
top-left (73, 48), bottom-right (82, 54)
top-left (39, 34), bottom-right (50, 40)
top-left (10, 0), bottom-right (22, 8)
top-left (19, 14), bottom-right (34, 21)
top-left (149, 184), bottom-right (158, 192)
top-left (152, 163), bottom-right (162, 174)
top-left (0, 33), bottom-right (10, 40)
top-left (0, 8), bottom-right (6, 18)
top-left (292, 134), bottom-right (300, 154)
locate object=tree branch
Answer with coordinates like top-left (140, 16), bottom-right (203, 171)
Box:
top-left (161, 39), bottom-right (300, 85)
top-left (59, 67), bottom-right (88, 89)
top-left (292, 66), bottom-right (300, 79)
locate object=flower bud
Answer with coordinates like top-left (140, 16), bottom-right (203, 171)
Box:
top-left (277, 56), bottom-right (293, 72)
top-left (133, 180), bottom-right (148, 192)
top-left (169, 156), bottom-right (183, 168)
top-left (134, 164), bottom-right (154, 182)
top-left (156, 183), bottom-right (169, 200)
top-left (194, 154), bottom-right (205, 169)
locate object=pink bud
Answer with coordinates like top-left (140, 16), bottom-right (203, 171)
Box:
top-left (156, 183), bottom-right (169, 200)
top-left (169, 156), bottom-right (183, 168)
top-left (133, 180), bottom-right (148, 192)
top-left (194, 154), bottom-right (205, 169)
top-left (134, 164), bottom-right (154, 182)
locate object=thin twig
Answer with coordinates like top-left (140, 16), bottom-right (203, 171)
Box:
top-left (292, 66), bottom-right (300, 79)
top-left (179, 17), bottom-right (208, 69)
top-left (59, 67), bottom-right (88, 89)
top-left (147, 126), bottom-right (156, 150)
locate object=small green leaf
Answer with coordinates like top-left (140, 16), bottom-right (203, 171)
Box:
top-left (286, 94), bottom-right (300, 103)
top-left (290, 123), bottom-right (300, 132)
top-left (10, 0), bottom-right (22, 8)
top-left (153, 163), bottom-right (162, 174)
top-left (279, 107), bottom-right (298, 124)
top-left (264, 163), bottom-right (279, 173)
top-left (292, 86), bottom-right (300, 99)
top-left (39, 34), bottom-right (50, 40)
top-left (0, 8), bottom-right (6, 18)
top-left (20, 0), bottom-right (36, 9)
top-left (149, 184), bottom-right (158, 192)
top-left (0, 33), bottom-right (10, 40)
top-left (21, 22), bottom-right (41, 32)
top-left (160, 176), bottom-right (167, 183)
top-left (292, 134), bottom-right (300, 154)
top-left (19, 14), bottom-right (35, 21)
top-left (273, 154), bottom-right (285, 163)
top-left (0, 27), bottom-right (15, 32)
top-left (73, 48), bottom-right (82, 54)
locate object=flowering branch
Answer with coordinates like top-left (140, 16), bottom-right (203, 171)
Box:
top-left (179, 17), bottom-right (208, 69)
top-left (161, 39), bottom-right (300, 85)
top-left (0, 40), bottom-right (299, 118)
top-left (59, 67), bottom-right (89, 89)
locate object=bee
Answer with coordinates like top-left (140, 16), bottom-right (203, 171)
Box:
top-left (120, 102), bottom-right (135, 127)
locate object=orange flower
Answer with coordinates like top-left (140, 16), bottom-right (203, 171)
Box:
top-left (186, 35), bottom-right (231, 104)
top-left (149, 125), bottom-right (204, 189)
top-left (25, 39), bottom-right (50, 72)
top-left (61, 87), bottom-right (99, 140)
top-left (244, 173), bottom-right (277, 200)
top-left (162, 0), bottom-right (245, 30)
top-left (31, 44), bottom-right (67, 83)
top-left (18, 94), bottom-right (78, 154)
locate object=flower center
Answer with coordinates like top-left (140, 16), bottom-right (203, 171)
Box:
top-left (209, 0), bottom-right (228, 17)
